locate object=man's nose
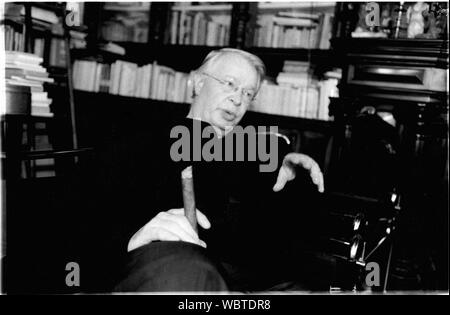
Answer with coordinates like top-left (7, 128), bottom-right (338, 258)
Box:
top-left (229, 89), bottom-right (243, 106)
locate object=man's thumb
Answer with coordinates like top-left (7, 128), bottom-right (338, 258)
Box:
top-left (272, 171), bottom-right (288, 192)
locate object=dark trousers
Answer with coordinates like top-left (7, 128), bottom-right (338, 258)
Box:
top-left (114, 241), bottom-right (229, 292)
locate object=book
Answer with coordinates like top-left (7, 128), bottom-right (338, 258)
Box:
top-left (277, 11), bottom-right (320, 20)
top-left (49, 38), bottom-right (67, 68)
top-left (319, 13), bottom-right (333, 49)
top-left (273, 16), bottom-right (317, 27)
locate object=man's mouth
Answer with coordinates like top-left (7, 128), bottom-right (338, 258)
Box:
top-left (221, 109), bottom-right (236, 121)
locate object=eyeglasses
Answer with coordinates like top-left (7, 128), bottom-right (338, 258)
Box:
top-left (202, 72), bottom-right (256, 103)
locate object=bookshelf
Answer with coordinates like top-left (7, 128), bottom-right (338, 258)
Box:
top-left (2, 2), bottom-right (91, 179)
top-left (73, 2), bottom-right (340, 123)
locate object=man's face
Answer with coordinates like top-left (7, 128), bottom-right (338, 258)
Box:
top-left (192, 54), bottom-right (259, 135)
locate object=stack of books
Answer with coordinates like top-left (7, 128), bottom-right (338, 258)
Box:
top-left (5, 51), bottom-right (54, 117)
top-left (72, 59), bottom-right (193, 104)
top-left (254, 12), bottom-right (334, 49)
top-left (250, 60), bottom-right (340, 120)
top-left (70, 30), bottom-right (88, 49)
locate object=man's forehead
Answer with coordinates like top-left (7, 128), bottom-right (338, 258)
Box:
top-left (212, 53), bottom-right (258, 83)
top-left (213, 54), bottom-right (253, 73)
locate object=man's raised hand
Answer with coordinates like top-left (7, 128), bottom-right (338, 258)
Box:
top-left (272, 152), bottom-right (324, 193)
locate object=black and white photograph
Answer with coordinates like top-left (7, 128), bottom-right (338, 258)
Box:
top-left (0, 0), bottom-right (448, 298)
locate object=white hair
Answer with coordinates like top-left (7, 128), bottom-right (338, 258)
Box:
top-left (194, 48), bottom-right (266, 93)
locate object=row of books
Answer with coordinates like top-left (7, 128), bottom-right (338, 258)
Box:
top-left (5, 51), bottom-right (54, 117)
top-left (4, 25), bottom-right (25, 52)
top-left (251, 78), bottom-right (338, 120)
top-left (254, 13), bottom-right (334, 49)
top-left (250, 60), bottom-right (340, 120)
top-left (72, 60), bottom-right (194, 104)
top-left (169, 11), bottom-right (230, 46)
top-left (4, 27), bottom-right (68, 68)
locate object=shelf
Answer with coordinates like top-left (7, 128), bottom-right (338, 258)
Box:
top-left (73, 90), bottom-right (333, 132)
top-left (257, 2), bottom-right (336, 10)
top-left (71, 43), bottom-right (333, 74)
top-left (171, 4), bottom-right (232, 12)
top-left (1, 113), bottom-right (55, 122)
top-left (103, 4), bottom-right (150, 12)
top-left (66, 25), bottom-right (88, 33)
top-left (2, 17), bottom-right (25, 29)
top-left (244, 110), bottom-right (333, 132)
top-left (2, 16), bottom-right (58, 34)
top-left (2, 148), bottom-right (94, 161)
top-left (248, 47), bottom-right (332, 59)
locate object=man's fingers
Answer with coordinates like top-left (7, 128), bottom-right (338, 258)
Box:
top-left (319, 175), bottom-right (325, 193)
top-left (156, 227), bottom-right (206, 248)
top-left (167, 208), bottom-right (211, 230)
top-left (273, 166), bottom-right (289, 192)
top-left (311, 170), bottom-right (324, 193)
top-left (156, 212), bottom-right (200, 242)
top-left (310, 164), bottom-right (324, 193)
top-left (195, 209), bottom-right (211, 229)
top-left (155, 228), bottom-right (181, 242)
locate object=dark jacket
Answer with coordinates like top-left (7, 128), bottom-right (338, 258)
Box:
top-left (115, 117), bottom-right (292, 268)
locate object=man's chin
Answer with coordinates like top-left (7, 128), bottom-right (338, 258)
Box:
top-left (211, 121), bottom-right (234, 137)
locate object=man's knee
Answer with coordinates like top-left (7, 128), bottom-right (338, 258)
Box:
top-left (115, 241), bottom-right (228, 292)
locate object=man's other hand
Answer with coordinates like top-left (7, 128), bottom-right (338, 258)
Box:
top-left (127, 208), bottom-right (211, 252)
top-left (273, 152), bottom-right (324, 193)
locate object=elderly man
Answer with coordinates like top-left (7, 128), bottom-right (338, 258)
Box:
top-left (115, 48), bottom-right (324, 292)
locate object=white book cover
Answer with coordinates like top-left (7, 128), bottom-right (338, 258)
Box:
top-left (31, 91), bottom-right (48, 101)
top-left (6, 61), bottom-right (46, 72)
top-left (10, 76), bottom-right (44, 87)
top-left (120, 62), bottom-right (138, 97)
top-left (140, 66), bottom-right (147, 98)
top-left (134, 66), bottom-right (143, 98)
top-left (206, 21), bottom-right (216, 46)
top-left (88, 61), bottom-right (98, 92)
top-left (170, 10), bottom-right (179, 45)
top-left (273, 16), bottom-right (316, 27)
top-left (94, 63), bottom-right (103, 93)
top-left (320, 13), bottom-right (333, 49)
top-left (112, 61), bottom-right (123, 94)
top-left (25, 75), bottom-right (54, 83)
top-left (178, 11), bottom-right (186, 45)
top-left (151, 62), bottom-right (159, 100)
top-left (6, 51), bottom-right (43, 64)
top-left (145, 64), bottom-right (153, 99)
top-left (192, 12), bottom-right (204, 45)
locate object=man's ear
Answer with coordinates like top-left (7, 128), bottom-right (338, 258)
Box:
top-left (192, 72), bottom-right (205, 96)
